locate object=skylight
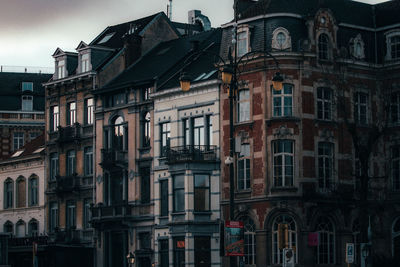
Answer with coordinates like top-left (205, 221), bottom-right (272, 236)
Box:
top-left (11, 150), bottom-right (24, 157)
top-left (98, 32), bottom-right (115, 44)
top-left (33, 147), bottom-right (45, 154)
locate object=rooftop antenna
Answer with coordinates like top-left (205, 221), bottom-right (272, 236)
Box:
top-left (167, 0), bottom-right (173, 20)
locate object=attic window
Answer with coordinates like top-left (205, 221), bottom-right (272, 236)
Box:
top-left (33, 147), bottom-right (45, 154)
top-left (11, 150), bottom-right (24, 158)
top-left (22, 82), bottom-right (33, 91)
top-left (98, 32), bottom-right (115, 44)
top-left (272, 27), bottom-right (291, 51)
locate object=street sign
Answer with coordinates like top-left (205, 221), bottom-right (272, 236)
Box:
top-left (346, 243), bottom-right (355, 263)
top-left (224, 220), bottom-right (244, 256)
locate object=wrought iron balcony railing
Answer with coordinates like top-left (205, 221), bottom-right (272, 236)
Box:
top-left (166, 145), bottom-right (217, 164)
top-left (55, 174), bottom-right (80, 194)
top-left (100, 148), bottom-right (128, 169)
top-left (55, 123), bottom-right (81, 143)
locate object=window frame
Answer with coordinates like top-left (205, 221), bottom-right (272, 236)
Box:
top-left (317, 87), bottom-right (332, 120)
top-left (21, 95), bottom-right (33, 111)
top-left (160, 122), bottom-right (171, 157)
top-left (386, 31), bottom-right (400, 60)
top-left (50, 105), bottom-right (59, 132)
top-left (272, 215), bottom-right (297, 264)
top-left (173, 237), bottom-right (185, 267)
top-left (21, 82), bottom-right (33, 92)
top-left (66, 200), bottom-right (76, 229)
top-left (271, 27), bottom-right (292, 51)
top-left (29, 176), bottom-right (38, 206)
top-left (194, 174), bottom-right (210, 212)
top-left (66, 150), bottom-right (77, 176)
top-left (194, 236), bottom-right (211, 267)
top-left (50, 152), bottom-right (59, 181)
top-left (83, 198), bottom-right (92, 229)
top-left (316, 217), bottom-right (335, 264)
top-left (392, 145), bottom-right (400, 191)
top-left (272, 84), bottom-right (293, 117)
top-left (160, 179), bottom-right (169, 217)
top-left (28, 219), bottom-right (39, 237)
top-left (237, 88), bottom-right (250, 123)
top-left (81, 53), bottom-right (90, 73)
top-left (237, 30), bottom-right (249, 57)
top-left (57, 60), bottom-right (65, 79)
top-left (354, 92), bottom-right (369, 125)
top-left (4, 178), bottom-right (14, 209)
top-left (318, 142), bottom-right (335, 191)
top-left (243, 217), bottom-right (256, 265)
top-left (67, 102), bottom-right (77, 126)
top-left (84, 98), bottom-right (94, 125)
top-left (318, 33), bottom-right (330, 60)
top-left (13, 132), bottom-right (24, 151)
top-left (84, 146), bottom-right (93, 176)
top-left (237, 143), bottom-right (251, 191)
top-left (142, 112), bottom-right (151, 148)
top-left (173, 175), bottom-right (185, 212)
top-left (391, 92), bottom-right (400, 124)
top-left (49, 201), bottom-right (59, 231)
top-left (140, 167), bottom-right (151, 204)
top-left (16, 176), bottom-right (26, 208)
top-left (272, 140), bottom-right (294, 187)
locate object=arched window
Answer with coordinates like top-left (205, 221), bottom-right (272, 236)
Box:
top-left (113, 116), bottom-right (126, 150)
top-left (4, 221), bottom-right (13, 235)
top-left (272, 214), bottom-right (297, 264)
top-left (16, 176), bottom-right (26, 208)
top-left (318, 33), bottom-right (330, 60)
top-left (143, 112), bottom-right (151, 147)
top-left (28, 219), bottom-right (39, 236)
top-left (242, 217), bottom-right (256, 265)
top-left (29, 175), bottom-right (38, 206)
top-left (16, 220), bottom-right (26, 237)
top-left (393, 217), bottom-right (400, 260)
top-left (316, 217), bottom-right (335, 264)
top-left (4, 178), bottom-right (13, 209)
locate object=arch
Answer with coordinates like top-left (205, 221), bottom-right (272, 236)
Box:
top-left (264, 208), bottom-right (303, 231)
top-left (3, 220), bottom-right (13, 234)
top-left (142, 111), bottom-right (151, 147)
top-left (315, 216), bottom-right (335, 264)
top-left (318, 33), bottom-right (331, 60)
top-left (28, 218), bottom-right (39, 236)
top-left (15, 219), bottom-right (26, 237)
top-left (4, 177), bottom-right (14, 209)
top-left (271, 214), bottom-right (298, 264)
top-left (237, 216), bottom-right (257, 265)
top-left (108, 110), bottom-right (125, 125)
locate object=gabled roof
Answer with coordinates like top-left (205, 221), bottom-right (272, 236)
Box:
top-left (95, 28), bottom-right (222, 94)
top-left (90, 12), bottom-right (176, 49)
top-left (76, 41), bottom-right (89, 51)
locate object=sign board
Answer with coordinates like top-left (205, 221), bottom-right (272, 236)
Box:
top-left (346, 243), bottom-right (354, 263)
top-left (308, 232), bottom-right (319, 247)
top-left (224, 220), bottom-right (244, 256)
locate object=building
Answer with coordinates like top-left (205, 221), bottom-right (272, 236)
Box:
top-left (90, 11), bottom-right (218, 267)
top-left (0, 72), bottom-right (51, 159)
top-left (217, 0), bottom-right (400, 266)
top-left (0, 135), bottom-right (46, 267)
top-left (43, 11), bottom-right (181, 267)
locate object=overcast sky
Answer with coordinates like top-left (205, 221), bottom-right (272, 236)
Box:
top-left (0, 0), bottom-right (389, 70)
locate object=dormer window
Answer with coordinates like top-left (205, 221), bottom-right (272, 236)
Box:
top-left (81, 53), bottom-right (90, 73)
top-left (57, 60), bottom-right (65, 79)
top-left (272, 27), bottom-right (292, 51)
top-left (385, 31), bottom-right (400, 60)
top-left (21, 82), bottom-right (33, 92)
top-left (237, 26), bottom-right (251, 57)
top-left (318, 33), bottom-right (330, 60)
top-left (22, 95), bottom-right (33, 111)
top-left (98, 32), bottom-right (115, 44)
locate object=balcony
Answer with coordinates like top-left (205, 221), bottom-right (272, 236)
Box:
top-left (91, 203), bottom-right (152, 226)
top-left (57, 123), bottom-right (81, 143)
top-left (100, 149), bottom-right (128, 169)
top-left (166, 145), bottom-right (217, 164)
top-left (54, 174), bottom-right (82, 194)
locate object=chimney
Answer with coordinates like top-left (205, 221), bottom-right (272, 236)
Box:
top-left (167, 0), bottom-right (173, 20)
top-left (188, 10), bottom-right (211, 31)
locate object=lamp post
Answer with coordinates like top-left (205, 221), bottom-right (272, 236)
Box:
top-left (126, 252), bottom-right (135, 267)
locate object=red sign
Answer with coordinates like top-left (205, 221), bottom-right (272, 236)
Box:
top-left (177, 240), bottom-right (185, 248)
top-left (225, 220), bottom-right (244, 256)
top-left (308, 232), bottom-right (319, 247)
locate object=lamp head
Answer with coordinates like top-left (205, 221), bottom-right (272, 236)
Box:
top-left (221, 66), bottom-right (233, 84)
top-left (272, 72), bottom-right (284, 91)
top-left (126, 252), bottom-right (135, 264)
top-left (179, 72), bottom-right (192, 92)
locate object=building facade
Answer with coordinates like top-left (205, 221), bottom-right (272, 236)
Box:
top-left (0, 135), bottom-right (46, 267)
top-left (218, 0), bottom-right (400, 266)
top-left (0, 72), bottom-right (51, 159)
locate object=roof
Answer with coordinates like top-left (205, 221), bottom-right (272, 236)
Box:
top-left (95, 28), bottom-right (222, 94)
top-left (236, 0), bottom-right (395, 29)
top-left (0, 72), bottom-right (51, 111)
top-left (3, 134), bottom-right (44, 161)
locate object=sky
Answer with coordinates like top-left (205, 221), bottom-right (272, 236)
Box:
top-left (0, 0), bottom-right (390, 71)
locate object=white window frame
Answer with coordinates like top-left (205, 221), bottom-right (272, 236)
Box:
top-left (51, 105), bottom-right (59, 132)
top-left (272, 27), bottom-right (292, 51)
top-left (13, 132), bottom-right (24, 151)
top-left (237, 89), bottom-right (250, 122)
top-left (273, 84), bottom-right (293, 117)
top-left (22, 95), bottom-right (33, 111)
top-left (81, 53), bottom-right (90, 73)
top-left (385, 31), bottom-right (400, 60)
top-left (67, 102), bottom-right (76, 125)
top-left (85, 98), bottom-right (94, 125)
top-left (57, 60), bottom-right (65, 79)
top-left (273, 140), bottom-right (294, 187)
top-left (317, 87), bottom-right (332, 120)
top-left (243, 217), bottom-right (256, 265)
top-left (237, 143), bottom-right (251, 191)
top-left (237, 26), bottom-right (251, 57)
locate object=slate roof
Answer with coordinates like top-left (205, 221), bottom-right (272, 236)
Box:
top-left (96, 28), bottom-right (222, 94)
top-left (237, 0), bottom-right (395, 29)
top-left (3, 134), bottom-right (44, 161)
top-left (0, 72), bottom-right (51, 111)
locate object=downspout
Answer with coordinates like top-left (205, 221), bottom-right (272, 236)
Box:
top-left (91, 74), bottom-right (97, 267)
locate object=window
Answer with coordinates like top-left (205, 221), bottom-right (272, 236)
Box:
top-left (194, 174), bottom-right (210, 212)
top-left (237, 89), bottom-right (250, 122)
top-left (140, 167), bottom-right (150, 204)
top-left (354, 92), bottom-right (368, 125)
top-left (142, 88), bottom-right (151, 101)
top-left (174, 237), bottom-right (185, 267)
top-left (50, 152), bottom-right (59, 181)
top-left (318, 33), bottom-right (330, 60)
top-left (83, 199), bottom-right (92, 229)
top-left (4, 178), bottom-right (13, 209)
top-left (66, 200), bottom-right (76, 229)
top-left (66, 150), bottom-right (76, 176)
top-left (183, 116), bottom-right (213, 149)
top-left (318, 142), bottom-right (334, 191)
top-left (81, 53), bottom-right (90, 72)
top-left (85, 98), bottom-right (94, 125)
top-left (22, 95), bottom-right (33, 111)
top-left (29, 176), bottom-right (38, 206)
top-left (273, 84), bottom-right (293, 117)
top-left (237, 31), bottom-right (248, 57)
top-left (316, 217), bottom-right (335, 264)
top-left (84, 146), bottom-right (93, 176)
top-left (110, 116), bottom-right (127, 151)
top-left (393, 217), bottom-right (400, 260)
top-left (50, 106), bottom-right (59, 132)
top-left (57, 60), bottom-right (65, 79)
top-left (159, 239), bottom-right (169, 267)
top-left (273, 140), bottom-right (294, 187)
top-left (13, 132), bottom-right (24, 150)
top-left (389, 35), bottom-right (400, 59)
top-left (67, 102), bottom-right (76, 126)
top-left (160, 179), bottom-right (169, 217)
top-left (272, 215), bottom-right (297, 264)
top-left (104, 171), bottom-right (125, 205)
top-left (16, 220), bottom-right (26, 237)
top-left (142, 112), bottom-right (151, 147)
top-left (98, 32), bottom-right (115, 44)
top-left (237, 143), bottom-right (251, 191)
top-left (49, 202), bottom-right (59, 231)
top-left (160, 122), bottom-right (170, 156)
top-left (4, 221), bottom-right (13, 235)
top-left (21, 82), bottom-right (33, 91)
top-left (317, 87), bottom-right (332, 120)
top-left (272, 27), bottom-right (291, 51)
top-left (28, 219), bottom-right (39, 236)
top-left (139, 232), bottom-right (151, 250)
top-left (173, 175), bottom-right (184, 212)
top-left (194, 237), bottom-right (211, 267)
top-left (392, 145), bottom-right (400, 191)
top-left (243, 218), bottom-right (256, 265)
top-left (391, 92), bottom-right (400, 124)
top-left (16, 177), bottom-right (26, 208)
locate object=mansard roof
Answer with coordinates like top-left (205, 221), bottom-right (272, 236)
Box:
top-left (96, 28), bottom-right (222, 94)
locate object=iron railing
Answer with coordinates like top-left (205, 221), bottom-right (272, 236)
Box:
top-left (166, 145), bottom-right (217, 163)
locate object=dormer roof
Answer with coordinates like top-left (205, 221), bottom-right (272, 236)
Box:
top-left (76, 41), bottom-right (89, 51)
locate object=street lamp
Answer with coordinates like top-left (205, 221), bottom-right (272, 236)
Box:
top-left (126, 252), bottom-right (135, 266)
